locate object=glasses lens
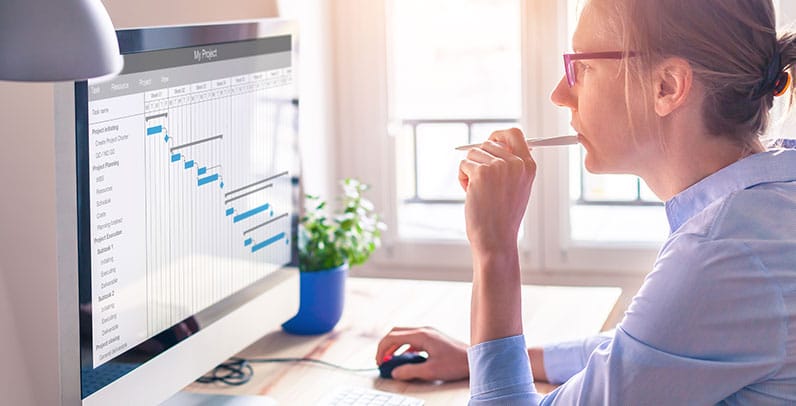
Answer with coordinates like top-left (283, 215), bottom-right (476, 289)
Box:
top-left (564, 55), bottom-right (575, 87)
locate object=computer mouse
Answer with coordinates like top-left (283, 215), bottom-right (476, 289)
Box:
top-left (378, 352), bottom-right (428, 379)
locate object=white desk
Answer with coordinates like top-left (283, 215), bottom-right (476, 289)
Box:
top-left (184, 277), bottom-right (622, 404)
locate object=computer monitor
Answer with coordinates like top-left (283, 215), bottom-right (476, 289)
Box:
top-left (55, 19), bottom-right (300, 405)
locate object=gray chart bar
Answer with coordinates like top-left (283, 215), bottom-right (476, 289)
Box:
top-left (170, 135), bottom-right (223, 152)
top-left (145, 112), bottom-right (168, 121)
top-left (224, 184), bottom-right (273, 205)
top-left (225, 171), bottom-right (288, 197)
top-left (243, 213), bottom-right (289, 235)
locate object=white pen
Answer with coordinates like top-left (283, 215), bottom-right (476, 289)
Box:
top-left (454, 135), bottom-right (579, 151)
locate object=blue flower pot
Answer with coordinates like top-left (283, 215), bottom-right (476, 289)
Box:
top-left (282, 263), bottom-right (348, 335)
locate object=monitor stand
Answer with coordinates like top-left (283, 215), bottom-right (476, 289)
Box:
top-left (162, 391), bottom-right (278, 405)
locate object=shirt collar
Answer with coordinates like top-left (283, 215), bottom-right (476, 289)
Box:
top-left (665, 149), bottom-right (796, 233)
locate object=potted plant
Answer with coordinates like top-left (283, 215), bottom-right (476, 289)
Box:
top-left (282, 178), bottom-right (386, 335)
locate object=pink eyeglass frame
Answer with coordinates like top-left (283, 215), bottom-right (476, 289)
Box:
top-left (563, 51), bottom-right (638, 87)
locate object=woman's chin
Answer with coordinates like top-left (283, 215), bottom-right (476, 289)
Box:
top-left (583, 155), bottom-right (606, 174)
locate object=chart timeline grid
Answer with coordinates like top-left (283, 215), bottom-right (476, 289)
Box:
top-left (86, 40), bottom-right (295, 367)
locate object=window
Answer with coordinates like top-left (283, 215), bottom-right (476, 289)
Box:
top-left (331, 0), bottom-right (795, 278)
top-left (388, 0), bottom-right (521, 241)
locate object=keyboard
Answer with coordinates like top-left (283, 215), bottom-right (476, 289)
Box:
top-left (318, 386), bottom-right (424, 406)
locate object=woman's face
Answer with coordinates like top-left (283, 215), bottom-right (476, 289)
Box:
top-left (550, 1), bottom-right (654, 175)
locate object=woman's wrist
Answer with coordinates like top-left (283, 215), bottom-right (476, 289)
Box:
top-left (528, 347), bottom-right (549, 382)
top-left (471, 244), bottom-right (519, 272)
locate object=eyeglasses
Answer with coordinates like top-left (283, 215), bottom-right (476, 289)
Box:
top-left (563, 51), bottom-right (638, 87)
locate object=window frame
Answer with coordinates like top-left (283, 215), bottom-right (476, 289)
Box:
top-left (331, 0), bottom-right (661, 280)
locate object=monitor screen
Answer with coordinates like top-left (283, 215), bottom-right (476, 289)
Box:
top-left (75, 21), bottom-right (299, 400)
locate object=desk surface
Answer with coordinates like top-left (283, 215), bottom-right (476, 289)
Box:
top-left (184, 277), bottom-right (621, 405)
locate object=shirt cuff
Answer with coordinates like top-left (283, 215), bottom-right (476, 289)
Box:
top-left (467, 335), bottom-right (536, 399)
top-left (543, 331), bottom-right (614, 384)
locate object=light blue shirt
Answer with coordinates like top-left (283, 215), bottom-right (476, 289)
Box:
top-left (468, 148), bottom-right (796, 405)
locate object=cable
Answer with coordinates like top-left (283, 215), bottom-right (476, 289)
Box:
top-left (244, 357), bottom-right (379, 372)
top-left (195, 357), bottom-right (379, 386)
top-left (195, 358), bottom-right (253, 386)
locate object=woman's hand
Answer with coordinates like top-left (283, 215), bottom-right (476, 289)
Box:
top-left (375, 327), bottom-right (469, 382)
top-left (459, 128), bottom-right (536, 344)
top-left (458, 128), bottom-right (537, 256)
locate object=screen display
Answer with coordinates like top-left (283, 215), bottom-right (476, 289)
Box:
top-left (78, 33), bottom-right (296, 398)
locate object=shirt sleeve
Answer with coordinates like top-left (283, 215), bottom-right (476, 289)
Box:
top-left (467, 233), bottom-right (787, 405)
top-left (542, 330), bottom-right (615, 384)
top-left (467, 335), bottom-right (544, 405)
top-left (542, 234), bottom-right (786, 405)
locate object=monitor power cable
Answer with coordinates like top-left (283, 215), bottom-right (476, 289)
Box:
top-left (195, 357), bottom-right (379, 386)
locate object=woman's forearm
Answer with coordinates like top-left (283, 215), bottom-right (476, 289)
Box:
top-left (470, 248), bottom-right (524, 345)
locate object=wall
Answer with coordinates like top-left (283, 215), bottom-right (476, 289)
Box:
top-left (0, 81), bottom-right (59, 405)
top-left (0, 1), bottom-right (284, 405)
top-left (277, 0), bottom-right (337, 200)
top-left (0, 268), bottom-right (34, 405)
top-left (781, 0), bottom-right (796, 26)
top-left (102, 0), bottom-right (278, 28)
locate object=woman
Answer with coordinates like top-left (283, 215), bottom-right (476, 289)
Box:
top-left (376, 0), bottom-right (796, 403)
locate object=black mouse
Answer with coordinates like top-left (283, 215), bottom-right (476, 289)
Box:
top-left (378, 352), bottom-right (428, 379)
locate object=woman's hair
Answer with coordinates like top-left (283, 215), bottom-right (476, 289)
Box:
top-left (600, 0), bottom-right (796, 144)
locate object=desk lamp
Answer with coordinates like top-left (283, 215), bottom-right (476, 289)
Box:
top-left (0, 0), bottom-right (122, 81)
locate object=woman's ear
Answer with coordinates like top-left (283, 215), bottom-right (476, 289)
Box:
top-left (653, 57), bottom-right (693, 117)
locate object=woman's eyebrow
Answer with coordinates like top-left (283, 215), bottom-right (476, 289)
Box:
top-left (571, 35), bottom-right (585, 53)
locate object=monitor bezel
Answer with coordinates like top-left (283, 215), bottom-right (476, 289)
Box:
top-left (64, 18), bottom-right (300, 405)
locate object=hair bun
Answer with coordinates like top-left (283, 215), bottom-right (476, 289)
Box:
top-left (752, 53), bottom-right (784, 99)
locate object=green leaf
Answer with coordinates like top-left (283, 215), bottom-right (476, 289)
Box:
top-left (298, 178), bottom-right (386, 272)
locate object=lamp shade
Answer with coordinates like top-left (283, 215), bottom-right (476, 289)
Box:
top-left (0, 0), bottom-right (123, 82)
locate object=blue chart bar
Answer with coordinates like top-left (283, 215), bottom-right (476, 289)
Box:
top-left (147, 126), bottom-right (162, 135)
top-left (233, 203), bottom-right (270, 223)
top-left (244, 238), bottom-right (252, 246)
top-left (185, 160), bottom-right (194, 169)
top-left (225, 208), bottom-right (234, 216)
top-left (171, 153), bottom-right (181, 162)
top-left (198, 167), bottom-right (207, 175)
top-left (251, 232), bottom-right (285, 253)
top-left (198, 174), bottom-right (219, 186)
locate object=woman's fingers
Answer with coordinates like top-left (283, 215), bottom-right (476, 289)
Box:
top-left (391, 362), bottom-right (435, 381)
top-left (375, 329), bottom-right (431, 364)
top-left (459, 141), bottom-right (505, 191)
top-left (489, 128), bottom-right (533, 160)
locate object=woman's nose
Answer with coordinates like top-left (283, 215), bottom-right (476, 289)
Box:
top-left (550, 75), bottom-right (576, 109)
